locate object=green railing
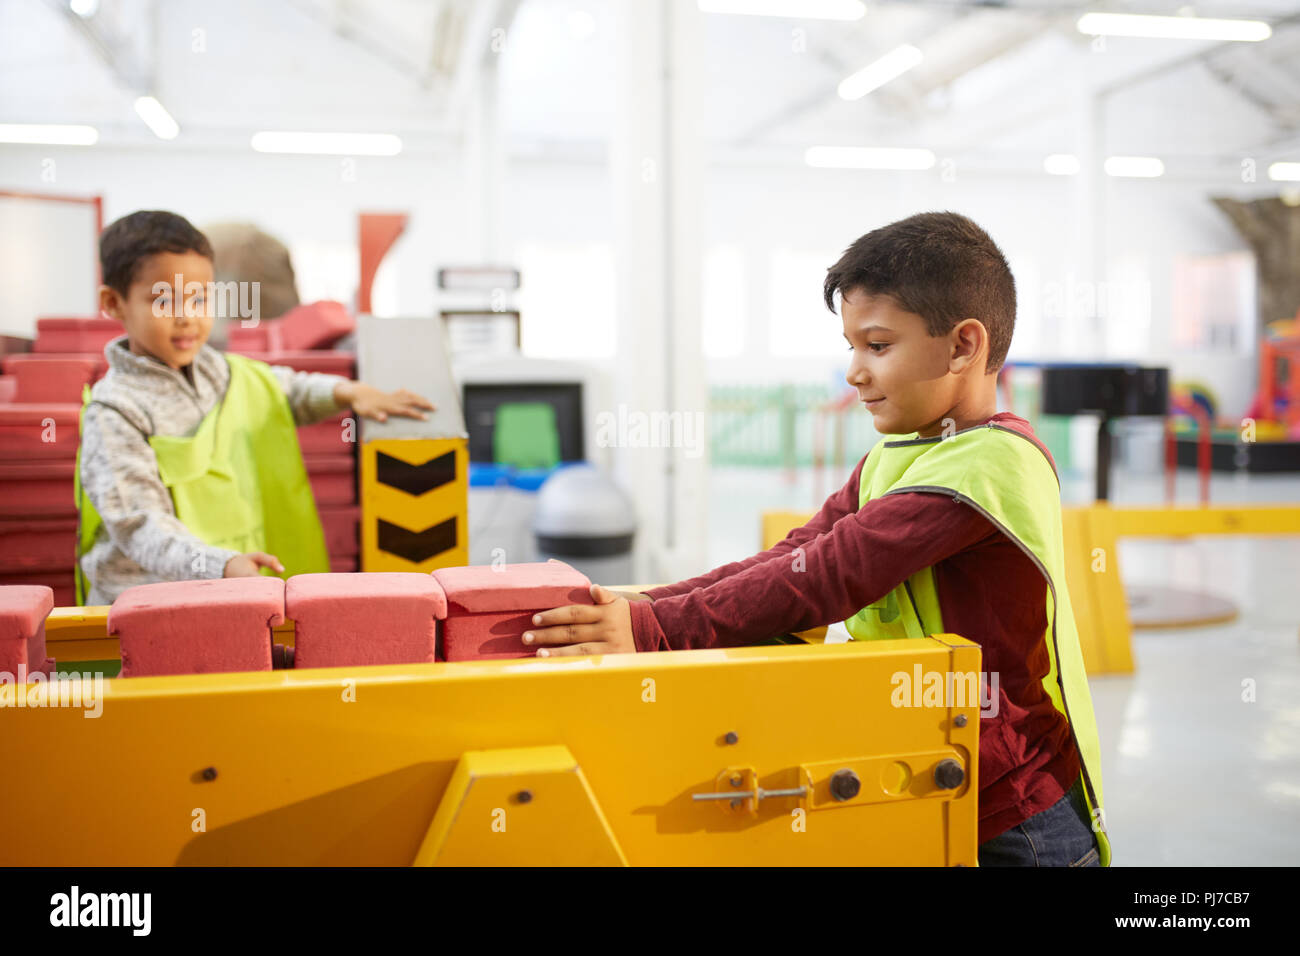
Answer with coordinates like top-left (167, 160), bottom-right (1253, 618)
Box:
top-left (709, 384), bottom-right (880, 468)
top-left (708, 379), bottom-right (1075, 472)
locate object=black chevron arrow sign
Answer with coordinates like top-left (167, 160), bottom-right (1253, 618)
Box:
top-left (376, 450), bottom-right (457, 496)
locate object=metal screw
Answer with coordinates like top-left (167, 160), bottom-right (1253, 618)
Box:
top-left (200, 767), bottom-right (217, 782)
top-left (830, 768), bottom-right (861, 802)
top-left (934, 759), bottom-right (965, 790)
top-left (724, 731), bottom-right (739, 745)
top-left (729, 798), bottom-right (742, 809)
top-left (954, 714), bottom-right (968, 727)
top-left (729, 775), bottom-right (743, 787)
top-left (516, 789), bottom-right (533, 804)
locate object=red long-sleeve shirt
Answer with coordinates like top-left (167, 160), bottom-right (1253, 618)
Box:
top-left (627, 412), bottom-right (1082, 845)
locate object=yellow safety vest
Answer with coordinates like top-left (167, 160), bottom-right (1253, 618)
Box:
top-left (74, 353), bottom-right (331, 604)
top-left (844, 422), bottom-right (1111, 866)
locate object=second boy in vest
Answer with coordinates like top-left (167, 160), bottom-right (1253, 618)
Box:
top-left (523, 211), bottom-right (1110, 867)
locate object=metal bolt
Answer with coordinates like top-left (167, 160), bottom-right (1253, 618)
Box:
top-left (724, 731), bottom-right (739, 745)
top-left (729, 798), bottom-right (742, 809)
top-left (934, 759), bottom-right (965, 790)
top-left (200, 767), bottom-right (217, 782)
top-left (954, 714), bottom-right (968, 727)
top-left (729, 775), bottom-right (743, 787)
top-left (829, 768), bottom-right (861, 802)
top-left (516, 789), bottom-right (533, 804)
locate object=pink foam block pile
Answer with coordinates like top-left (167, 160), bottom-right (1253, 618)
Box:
top-left (432, 560), bottom-right (593, 661)
top-left (285, 572), bottom-right (446, 668)
top-left (108, 577), bottom-right (285, 677)
top-left (0, 585), bottom-right (55, 677)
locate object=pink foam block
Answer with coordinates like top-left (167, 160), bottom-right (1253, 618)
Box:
top-left (0, 404), bottom-right (83, 460)
top-left (285, 572), bottom-right (446, 668)
top-left (317, 504), bottom-right (360, 558)
top-left (33, 317), bottom-right (121, 354)
top-left (304, 456), bottom-right (357, 505)
top-left (108, 577), bottom-right (285, 677)
top-left (0, 517), bottom-right (78, 573)
top-left (432, 560), bottom-right (593, 662)
top-left (0, 460), bottom-right (76, 515)
top-left (5, 357), bottom-right (98, 403)
top-left (297, 412), bottom-right (354, 455)
top-left (0, 585), bottom-right (54, 676)
top-left (277, 301), bottom-right (354, 351)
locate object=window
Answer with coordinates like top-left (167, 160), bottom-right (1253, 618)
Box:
top-left (516, 242), bottom-right (616, 359)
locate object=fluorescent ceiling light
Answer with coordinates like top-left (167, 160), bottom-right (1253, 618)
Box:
top-left (69, 0), bottom-right (98, 17)
top-left (1044, 154), bottom-right (1080, 175)
top-left (838, 45), bottom-right (923, 101)
top-left (697, 0), bottom-right (865, 21)
top-left (1104, 155), bottom-right (1164, 178)
top-left (1268, 161), bottom-right (1300, 182)
top-left (805, 146), bottom-right (935, 170)
top-left (1077, 12), bottom-right (1270, 42)
top-left (134, 96), bottom-right (179, 140)
top-left (250, 131), bottom-right (402, 156)
top-left (0, 123), bottom-right (98, 145)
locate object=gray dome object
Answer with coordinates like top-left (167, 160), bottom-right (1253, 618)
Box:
top-left (533, 465), bottom-right (636, 538)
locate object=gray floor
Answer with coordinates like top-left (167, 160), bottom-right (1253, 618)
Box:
top-left (705, 462), bottom-right (1300, 866)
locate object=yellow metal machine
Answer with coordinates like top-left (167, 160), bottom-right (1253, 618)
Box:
top-left (2, 608), bottom-right (981, 866)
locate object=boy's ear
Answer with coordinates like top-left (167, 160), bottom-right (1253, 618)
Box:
top-left (98, 285), bottom-right (125, 322)
top-left (949, 318), bottom-right (988, 373)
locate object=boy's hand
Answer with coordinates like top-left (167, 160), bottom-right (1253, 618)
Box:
top-left (523, 584), bottom-right (636, 657)
top-left (335, 381), bottom-right (435, 422)
top-left (609, 589), bottom-right (653, 603)
top-left (224, 552), bottom-right (285, 577)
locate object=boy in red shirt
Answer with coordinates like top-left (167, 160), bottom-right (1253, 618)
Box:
top-left (525, 211), bottom-right (1108, 867)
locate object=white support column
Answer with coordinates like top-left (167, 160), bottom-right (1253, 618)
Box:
top-left (463, 55), bottom-right (505, 263)
top-left (610, 0), bottom-right (708, 584)
top-left (1069, 90), bottom-right (1106, 359)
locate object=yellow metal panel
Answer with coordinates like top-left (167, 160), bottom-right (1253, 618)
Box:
top-left (1082, 505), bottom-right (1136, 674)
top-left (360, 437), bottom-right (468, 572)
top-left (44, 607), bottom-right (115, 663)
top-left (414, 746), bottom-right (626, 866)
top-left (761, 511), bottom-right (815, 550)
top-left (1, 635), bottom-right (981, 866)
top-left (1061, 506), bottom-right (1136, 675)
top-left (1110, 504), bottom-right (1300, 537)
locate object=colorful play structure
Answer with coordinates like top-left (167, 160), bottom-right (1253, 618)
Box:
top-left (1168, 312), bottom-right (1300, 474)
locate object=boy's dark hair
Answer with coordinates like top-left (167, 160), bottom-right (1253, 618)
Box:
top-left (824, 211), bottom-right (1015, 373)
top-left (100, 210), bottom-right (213, 296)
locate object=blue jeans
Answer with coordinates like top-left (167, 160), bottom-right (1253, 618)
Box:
top-left (978, 778), bottom-right (1102, 867)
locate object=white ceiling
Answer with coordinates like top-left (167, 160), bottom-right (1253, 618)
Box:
top-left (2, 0), bottom-right (1299, 167)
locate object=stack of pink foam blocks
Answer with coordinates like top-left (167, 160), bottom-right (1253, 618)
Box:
top-left (99, 559), bottom-right (595, 678)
